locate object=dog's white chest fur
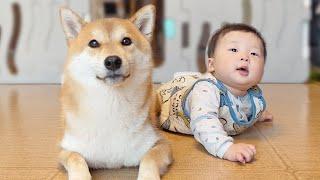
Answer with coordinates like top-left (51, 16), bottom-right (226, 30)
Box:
top-left (61, 83), bottom-right (159, 169)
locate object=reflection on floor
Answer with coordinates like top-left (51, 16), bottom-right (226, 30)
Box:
top-left (0, 84), bottom-right (320, 179)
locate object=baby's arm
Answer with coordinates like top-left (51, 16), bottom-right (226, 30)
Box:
top-left (188, 81), bottom-right (255, 163)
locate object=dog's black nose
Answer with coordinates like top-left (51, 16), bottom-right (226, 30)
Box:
top-left (104, 56), bottom-right (122, 71)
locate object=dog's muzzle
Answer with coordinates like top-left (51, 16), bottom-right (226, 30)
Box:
top-left (96, 73), bottom-right (130, 81)
top-left (96, 55), bottom-right (130, 84)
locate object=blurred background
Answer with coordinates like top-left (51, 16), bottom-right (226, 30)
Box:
top-left (0, 0), bottom-right (319, 83)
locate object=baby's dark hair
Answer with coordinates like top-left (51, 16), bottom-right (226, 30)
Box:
top-left (206, 23), bottom-right (267, 60)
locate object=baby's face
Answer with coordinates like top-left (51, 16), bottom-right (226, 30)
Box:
top-left (208, 31), bottom-right (265, 91)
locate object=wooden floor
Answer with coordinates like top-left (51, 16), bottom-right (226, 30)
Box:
top-left (0, 83), bottom-right (320, 179)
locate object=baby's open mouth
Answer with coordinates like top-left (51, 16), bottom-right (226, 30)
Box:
top-left (236, 66), bottom-right (249, 76)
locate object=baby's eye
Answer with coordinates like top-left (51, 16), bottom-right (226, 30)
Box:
top-left (251, 52), bottom-right (259, 56)
top-left (229, 48), bottom-right (238, 52)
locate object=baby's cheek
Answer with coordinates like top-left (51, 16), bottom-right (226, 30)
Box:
top-left (253, 63), bottom-right (264, 76)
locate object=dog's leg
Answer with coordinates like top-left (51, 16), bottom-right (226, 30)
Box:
top-left (149, 91), bottom-right (161, 128)
top-left (138, 139), bottom-right (173, 180)
top-left (59, 149), bottom-right (92, 180)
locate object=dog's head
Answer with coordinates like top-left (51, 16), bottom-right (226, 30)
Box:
top-left (60, 5), bottom-right (155, 86)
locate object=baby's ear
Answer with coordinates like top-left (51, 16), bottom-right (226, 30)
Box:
top-left (207, 58), bottom-right (215, 72)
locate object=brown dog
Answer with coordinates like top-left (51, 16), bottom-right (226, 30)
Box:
top-left (58, 5), bottom-right (172, 180)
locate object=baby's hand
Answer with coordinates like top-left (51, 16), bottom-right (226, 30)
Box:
top-left (223, 143), bottom-right (256, 164)
top-left (258, 110), bottom-right (273, 122)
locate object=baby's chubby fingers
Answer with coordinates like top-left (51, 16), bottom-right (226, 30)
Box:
top-left (244, 146), bottom-right (254, 157)
top-left (236, 153), bottom-right (246, 164)
top-left (247, 144), bottom-right (256, 154)
top-left (223, 143), bottom-right (257, 163)
top-left (259, 110), bottom-right (273, 122)
top-left (240, 149), bottom-right (253, 163)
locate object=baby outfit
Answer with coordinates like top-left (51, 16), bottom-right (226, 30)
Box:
top-left (157, 73), bottom-right (266, 158)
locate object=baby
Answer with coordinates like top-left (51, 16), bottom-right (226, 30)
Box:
top-left (156, 23), bottom-right (273, 163)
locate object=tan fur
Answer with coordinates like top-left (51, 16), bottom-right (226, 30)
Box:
top-left (59, 5), bottom-right (172, 180)
top-left (139, 139), bottom-right (173, 179)
top-left (59, 150), bottom-right (91, 180)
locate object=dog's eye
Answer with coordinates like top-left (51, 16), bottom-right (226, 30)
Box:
top-left (121, 37), bottom-right (132, 46)
top-left (88, 39), bottom-right (100, 48)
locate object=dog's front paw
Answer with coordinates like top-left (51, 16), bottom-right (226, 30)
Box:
top-left (137, 172), bottom-right (160, 180)
top-left (68, 171), bottom-right (92, 180)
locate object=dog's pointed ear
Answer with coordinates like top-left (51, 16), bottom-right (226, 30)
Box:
top-left (59, 7), bottom-right (85, 42)
top-left (130, 5), bottom-right (155, 42)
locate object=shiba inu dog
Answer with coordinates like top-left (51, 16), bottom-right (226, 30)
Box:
top-left (58, 5), bottom-right (172, 180)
